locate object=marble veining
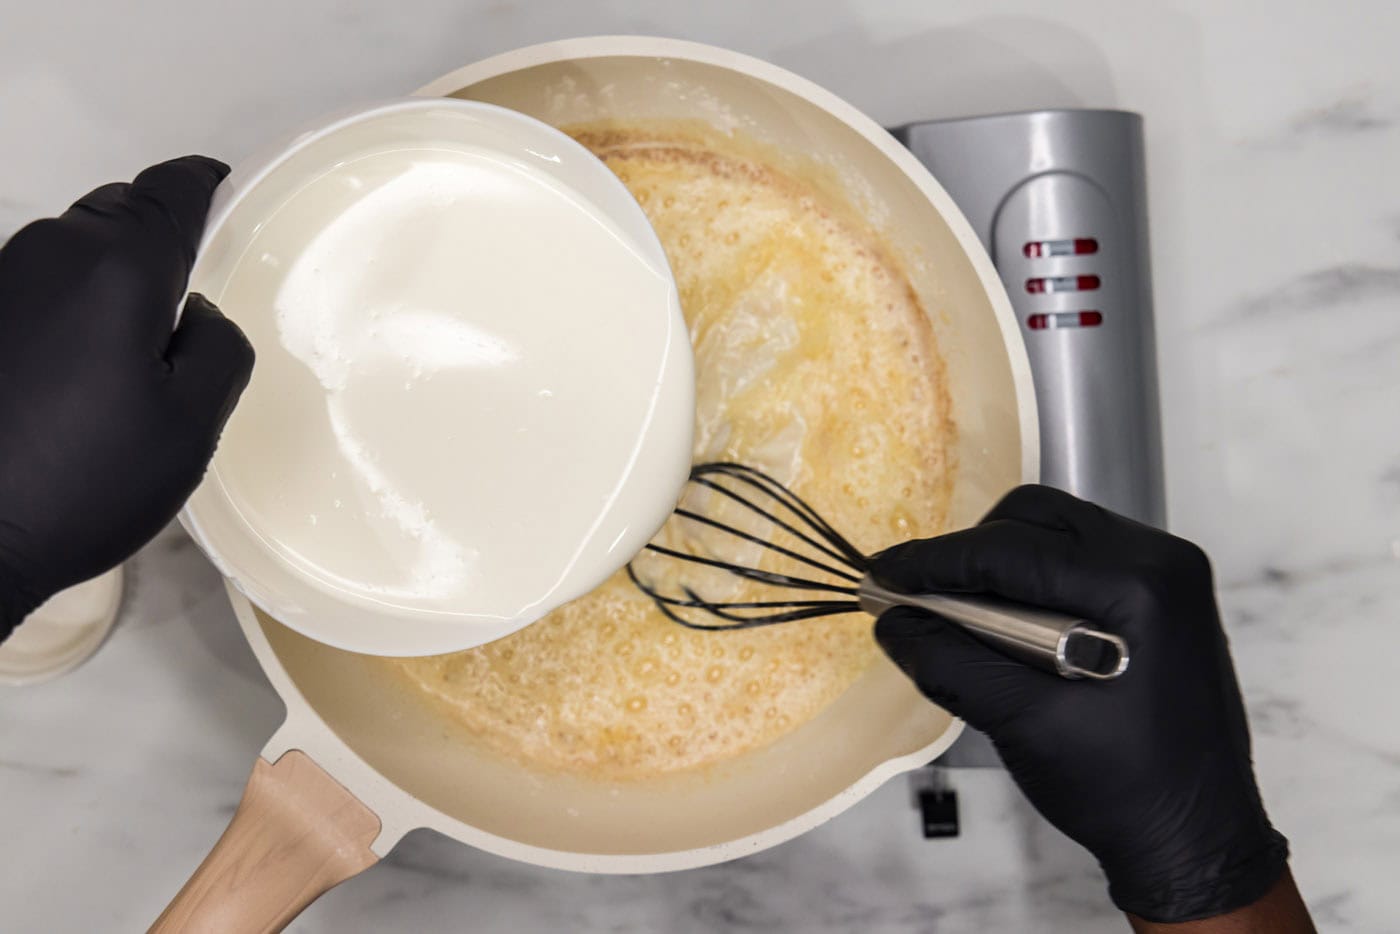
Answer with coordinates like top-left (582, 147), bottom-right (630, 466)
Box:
top-left (2, 0), bottom-right (1399, 931)
top-left (1286, 96), bottom-right (1393, 138)
top-left (1224, 263), bottom-right (1400, 318)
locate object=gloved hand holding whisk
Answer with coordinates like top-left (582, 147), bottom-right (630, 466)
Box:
top-left (629, 464), bottom-right (1312, 931)
top-left (871, 485), bottom-right (1308, 932)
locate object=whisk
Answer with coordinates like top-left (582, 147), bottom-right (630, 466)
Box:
top-left (626, 462), bottom-right (1128, 681)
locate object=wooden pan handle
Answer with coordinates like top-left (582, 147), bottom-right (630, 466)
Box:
top-left (150, 750), bottom-right (381, 933)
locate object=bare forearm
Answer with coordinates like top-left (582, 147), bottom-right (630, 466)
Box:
top-left (1127, 867), bottom-right (1314, 934)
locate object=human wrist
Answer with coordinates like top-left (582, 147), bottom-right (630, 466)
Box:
top-left (1127, 865), bottom-right (1314, 933)
top-left (1106, 824), bottom-right (1290, 924)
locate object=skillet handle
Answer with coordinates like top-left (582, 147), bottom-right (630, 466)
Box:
top-left (150, 749), bottom-right (381, 933)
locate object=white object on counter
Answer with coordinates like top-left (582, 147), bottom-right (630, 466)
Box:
top-left (0, 567), bottom-right (123, 686)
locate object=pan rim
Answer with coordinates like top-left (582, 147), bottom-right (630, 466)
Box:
top-left (230, 34), bottom-right (1040, 875)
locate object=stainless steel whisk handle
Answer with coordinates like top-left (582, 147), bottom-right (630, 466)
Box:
top-left (857, 578), bottom-right (1129, 681)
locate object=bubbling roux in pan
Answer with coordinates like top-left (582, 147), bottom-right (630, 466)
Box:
top-left (391, 123), bottom-right (955, 779)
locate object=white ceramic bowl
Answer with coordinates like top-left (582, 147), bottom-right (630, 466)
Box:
top-left (180, 98), bottom-right (694, 657)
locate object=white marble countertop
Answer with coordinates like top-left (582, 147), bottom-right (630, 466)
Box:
top-left (3, 1), bottom-right (1399, 931)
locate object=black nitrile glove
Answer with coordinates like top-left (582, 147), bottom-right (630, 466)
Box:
top-left (0, 156), bottom-right (253, 639)
top-left (871, 485), bottom-right (1288, 924)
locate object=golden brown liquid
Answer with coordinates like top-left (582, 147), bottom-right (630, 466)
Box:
top-left (389, 123), bottom-right (955, 780)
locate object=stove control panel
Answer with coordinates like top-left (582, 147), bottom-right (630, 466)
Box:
top-left (894, 110), bottom-right (1165, 528)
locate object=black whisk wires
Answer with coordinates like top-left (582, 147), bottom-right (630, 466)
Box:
top-left (627, 464), bottom-right (1135, 681)
top-left (626, 462), bottom-right (872, 631)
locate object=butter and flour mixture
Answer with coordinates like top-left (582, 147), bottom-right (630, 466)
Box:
top-left (390, 123), bottom-right (955, 780)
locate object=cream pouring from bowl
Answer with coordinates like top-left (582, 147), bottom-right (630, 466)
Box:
top-left (179, 98), bottom-right (695, 657)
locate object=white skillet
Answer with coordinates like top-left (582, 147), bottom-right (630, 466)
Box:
top-left (153, 38), bottom-right (1037, 932)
